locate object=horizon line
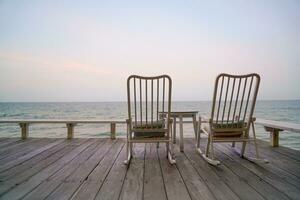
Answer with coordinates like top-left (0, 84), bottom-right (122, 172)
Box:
top-left (0, 99), bottom-right (300, 103)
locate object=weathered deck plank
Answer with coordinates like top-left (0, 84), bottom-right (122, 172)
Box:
top-left (143, 144), bottom-right (167, 200)
top-left (73, 140), bottom-right (124, 200)
top-left (93, 141), bottom-right (127, 200)
top-left (0, 137), bottom-right (299, 200)
top-left (0, 139), bottom-right (87, 195)
top-left (0, 139), bottom-right (94, 200)
top-left (0, 139), bottom-right (64, 173)
top-left (0, 138), bottom-right (46, 160)
top-left (0, 139), bottom-right (70, 180)
top-left (182, 140), bottom-right (240, 200)
top-left (192, 139), bottom-right (291, 200)
top-left (232, 141), bottom-right (300, 187)
top-left (215, 142), bottom-right (300, 199)
top-left (46, 140), bottom-right (120, 200)
top-left (119, 143), bottom-right (145, 200)
top-left (0, 138), bottom-right (21, 148)
top-left (158, 144), bottom-right (192, 200)
top-left (21, 139), bottom-right (104, 200)
top-left (196, 145), bottom-right (265, 200)
top-left (257, 140), bottom-right (300, 161)
top-left (174, 145), bottom-right (216, 200)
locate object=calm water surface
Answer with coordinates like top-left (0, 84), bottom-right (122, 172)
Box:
top-left (0, 101), bottom-right (299, 150)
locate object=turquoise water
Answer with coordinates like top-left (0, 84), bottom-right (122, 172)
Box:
top-left (0, 101), bottom-right (299, 150)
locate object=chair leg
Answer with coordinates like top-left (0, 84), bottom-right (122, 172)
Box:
top-left (167, 142), bottom-right (176, 164)
top-left (124, 141), bottom-right (132, 165)
top-left (196, 129), bottom-right (220, 166)
top-left (173, 117), bottom-right (176, 144)
top-left (166, 142), bottom-right (169, 158)
top-left (205, 136), bottom-right (210, 157)
top-left (179, 115), bottom-right (184, 152)
top-left (196, 117), bottom-right (201, 149)
top-left (241, 141), bottom-right (247, 157)
top-left (210, 140), bottom-right (216, 160)
top-left (124, 125), bottom-right (132, 165)
top-left (130, 142), bottom-right (133, 156)
top-left (196, 119), bottom-right (204, 155)
top-left (232, 142), bottom-right (235, 147)
top-left (240, 122), bottom-right (269, 163)
top-left (201, 137), bottom-right (220, 166)
top-left (251, 122), bottom-right (259, 158)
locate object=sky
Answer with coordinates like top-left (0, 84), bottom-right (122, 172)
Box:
top-left (0, 0), bottom-right (299, 102)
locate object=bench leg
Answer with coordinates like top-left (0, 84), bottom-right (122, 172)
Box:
top-left (110, 122), bottom-right (116, 139)
top-left (173, 117), bottom-right (176, 144)
top-left (19, 123), bottom-right (29, 139)
top-left (66, 123), bottom-right (76, 139)
top-left (264, 126), bottom-right (282, 147)
top-left (270, 129), bottom-right (279, 147)
top-left (179, 116), bottom-right (184, 152)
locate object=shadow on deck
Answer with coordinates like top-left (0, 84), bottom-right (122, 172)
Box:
top-left (0, 137), bottom-right (299, 200)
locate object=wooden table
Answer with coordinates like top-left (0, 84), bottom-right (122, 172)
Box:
top-left (159, 111), bottom-right (198, 152)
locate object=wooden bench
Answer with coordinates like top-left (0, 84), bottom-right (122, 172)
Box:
top-left (255, 118), bottom-right (300, 147)
top-left (0, 119), bottom-right (126, 139)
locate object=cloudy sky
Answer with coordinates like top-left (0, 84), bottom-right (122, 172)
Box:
top-left (0, 0), bottom-right (299, 101)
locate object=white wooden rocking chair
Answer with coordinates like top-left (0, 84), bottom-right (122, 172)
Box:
top-left (196, 73), bottom-right (268, 165)
top-left (124, 75), bottom-right (175, 165)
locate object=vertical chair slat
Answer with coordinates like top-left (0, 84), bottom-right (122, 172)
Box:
top-left (243, 76), bottom-right (254, 122)
top-left (221, 77), bottom-right (230, 123)
top-left (151, 79), bottom-right (154, 128)
top-left (227, 78), bottom-right (236, 124)
top-left (238, 77), bottom-right (248, 122)
top-left (248, 75), bottom-right (260, 130)
top-left (127, 78), bottom-right (132, 128)
top-left (162, 77), bottom-right (165, 113)
top-left (140, 78), bottom-right (142, 126)
top-left (232, 78), bottom-right (242, 123)
top-left (216, 76), bottom-right (224, 123)
top-left (146, 79), bottom-right (148, 125)
top-left (134, 78), bottom-right (137, 125)
top-left (167, 76), bottom-right (172, 133)
top-left (156, 79), bottom-right (159, 123)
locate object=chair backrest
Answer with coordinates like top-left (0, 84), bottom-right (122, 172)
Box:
top-left (127, 75), bottom-right (172, 133)
top-left (210, 73), bottom-right (260, 133)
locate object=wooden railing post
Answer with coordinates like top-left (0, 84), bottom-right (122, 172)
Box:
top-left (110, 122), bottom-right (116, 139)
top-left (66, 123), bottom-right (76, 139)
top-left (264, 126), bottom-right (282, 147)
top-left (270, 129), bottom-right (279, 147)
top-left (19, 123), bottom-right (29, 139)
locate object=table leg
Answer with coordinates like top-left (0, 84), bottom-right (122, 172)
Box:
top-left (173, 117), bottom-right (176, 144)
top-left (179, 115), bottom-right (184, 152)
top-left (192, 114), bottom-right (197, 139)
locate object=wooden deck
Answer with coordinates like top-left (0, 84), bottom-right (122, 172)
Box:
top-left (0, 137), bottom-right (299, 200)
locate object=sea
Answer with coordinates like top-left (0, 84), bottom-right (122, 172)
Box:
top-left (0, 101), bottom-right (299, 150)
